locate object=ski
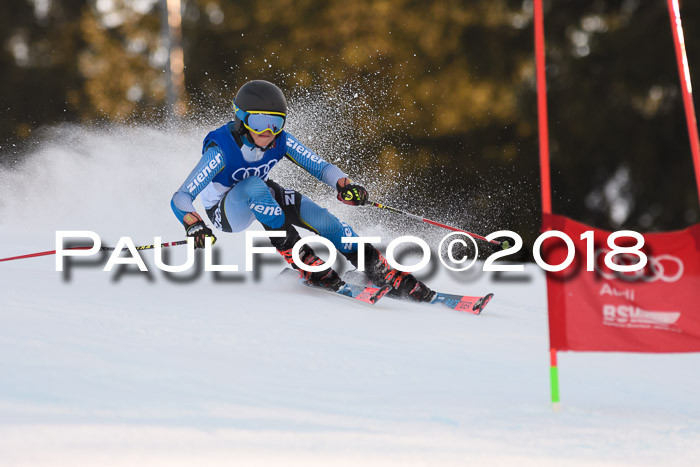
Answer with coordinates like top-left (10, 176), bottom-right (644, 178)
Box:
top-left (342, 270), bottom-right (494, 314)
top-left (430, 291), bottom-right (494, 315)
top-left (278, 268), bottom-right (391, 305)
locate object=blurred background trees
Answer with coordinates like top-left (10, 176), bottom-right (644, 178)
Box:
top-left (1, 0), bottom-right (699, 255)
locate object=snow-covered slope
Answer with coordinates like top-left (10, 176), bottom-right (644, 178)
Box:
top-left (1, 126), bottom-right (699, 466)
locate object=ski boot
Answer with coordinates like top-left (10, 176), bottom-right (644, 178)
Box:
top-left (272, 227), bottom-right (344, 291)
top-left (355, 245), bottom-right (436, 302)
top-left (277, 243), bottom-right (344, 291)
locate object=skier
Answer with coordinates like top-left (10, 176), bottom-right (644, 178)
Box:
top-left (171, 79), bottom-right (434, 302)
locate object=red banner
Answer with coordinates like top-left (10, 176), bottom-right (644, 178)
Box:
top-left (544, 213), bottom-right (700, 353)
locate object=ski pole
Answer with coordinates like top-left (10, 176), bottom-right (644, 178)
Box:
top-left (102, 240), bottom-right (189, 252)
top-left (0, 240), bottom-right (188, 263)
top-left (367, 201), bottom-right (509, 249)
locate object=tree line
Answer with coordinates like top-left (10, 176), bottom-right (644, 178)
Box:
top-left (1, 0), bottom-right (699, 256)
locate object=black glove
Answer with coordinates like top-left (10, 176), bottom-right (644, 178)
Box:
top-left (336, 179), bottom-right (368, 206)
top-left (183, 212), bottom-right (217, 249)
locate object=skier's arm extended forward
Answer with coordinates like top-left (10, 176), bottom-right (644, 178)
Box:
top-left (284, 133), bottom-right (367, 205)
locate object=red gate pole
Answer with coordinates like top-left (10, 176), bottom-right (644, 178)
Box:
top-left (667, 0), bottom-right (700, 206)
top-left (534, 0), bottom-right (559, 408)
top-left (534, 0), bottom-right (552, 215)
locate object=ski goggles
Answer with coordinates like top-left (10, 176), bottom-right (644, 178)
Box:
top-left (232, 100), bottom-right (286, 135)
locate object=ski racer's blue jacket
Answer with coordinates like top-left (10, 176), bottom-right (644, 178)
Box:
top-left (171, 122), bottom-right (347, 226)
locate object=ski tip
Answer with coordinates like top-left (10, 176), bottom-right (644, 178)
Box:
top-left (370, 285), bottom-right (392, 304)
top-left (475, 293), bottom-right (495, 315)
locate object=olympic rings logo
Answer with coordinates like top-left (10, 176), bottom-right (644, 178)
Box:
top-left (231, 159), bottom-right (279, 182)
top-left (594, 249), bottom-right (684, 283)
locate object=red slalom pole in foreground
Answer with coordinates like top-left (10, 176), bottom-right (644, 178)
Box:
top-left (667, 0), bottom-right (700, 206)
top-left (367, 201), bottom-right (508, 248)
top-left (0, 240), bottom-right (188, 263)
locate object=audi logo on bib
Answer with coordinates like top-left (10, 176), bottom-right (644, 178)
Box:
top-left (544, 213), bottom-right (700, 353)
top-left (232, 159), bottom-right (279, 182)
top-left (594, 250), bottom-right (684, 283)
